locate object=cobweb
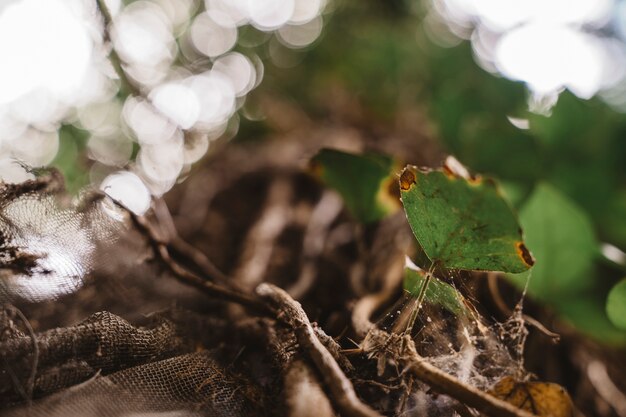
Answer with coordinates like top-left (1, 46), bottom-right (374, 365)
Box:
top-left (373, 265), bottom-right (530, 416)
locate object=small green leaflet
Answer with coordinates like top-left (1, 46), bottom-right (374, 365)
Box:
top-left (404, 266), bottom-right (468, 316)
top-left (607, 279), bottom-right (626, 331)
top-left (399, 159), bottom-right (533, 273)
top-left (311, 148), bottom-right (400, 223)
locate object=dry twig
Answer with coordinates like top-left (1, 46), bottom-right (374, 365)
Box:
top-left (257, 283), bottom-right (383, 417)
top-left (1, 305), bottom-right (38, 405)
top-left (94, 0), bottom-right (141, 97)
top-left (153, 198), bottom-right (231, 284)
top-left (587, 360), bottom-right (626, 417)
top-left (287, 191), bottom-right (343, 299)
top-left (401, 334), bottom-right (538, 417)
top-left (130, 213), bottom-right (270, 314)
top-left (233, 178), bottom-right (293, 290)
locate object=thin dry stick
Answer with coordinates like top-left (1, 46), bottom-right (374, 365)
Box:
top-left (152, 198), bottom-right (231, 284)
top-left (587, 360), bottom-right (626, 417)
top-left (257, 283), bottom-right (383, 417)
top-left (287, 191), bottom-right (343, 299)
top-left (313, 326), bottom-right (354, 372)
top-left (12, 306), bottom-right (38, 405)
top-left (402, 335), bottom-right (537, 417)
top-left (233, 178), bottom-right (293, 290)
top-left (95, 0), bottom-right (200, 144)
top-left (94, 0), bottom-right (141, 97)
top-left (2, 305), bottom-right (38, 405)
top-left (130, 213), bottom-right (270, 315)
top-left (351, 251), bottom-right (405, 338)
top-left (169, 235), bottom-right (231, 283)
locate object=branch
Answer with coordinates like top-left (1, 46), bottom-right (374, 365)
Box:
top-left (130, 213), bottom-right (271, 315)
top-left (1, 305), bottom-right (38, 405)
top-left (95, 0), bottom-right (141, 97)
top-left (152, 198), bottom-right (230, 284)
top-left (95, 0), bottom-right (200, 145)
top-left (401, 334), bottom-right (538, 417)
top-left (256, 283), bottom-right (383, 417)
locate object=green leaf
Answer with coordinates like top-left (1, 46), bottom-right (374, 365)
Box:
top-left (399, 163), bottom-right (533, 273)
top-left (607, 279), bottom-right (626, 331)
top-left (311, 148), bottom-right (400, 223)
top-left (509, 183), bottom-right (597, 297)
top-left (403, 266), bottom-right (468, 315)
top-left (557, 296), bottom-right (626, 345)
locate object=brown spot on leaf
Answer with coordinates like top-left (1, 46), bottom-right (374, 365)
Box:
top-left (399, 168), bottom-right (416, 191)
top-left (516, 242), bottom-right (535, 267)
top-left (468, 175), bottom-right (483, 186)
top-left (308, 159), bottom-right (323, 178)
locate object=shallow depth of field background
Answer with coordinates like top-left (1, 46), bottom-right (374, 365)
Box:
top-left (2, 0), bottom-right (626, 343)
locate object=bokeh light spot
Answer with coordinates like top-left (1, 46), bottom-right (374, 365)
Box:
top-left (100, 170), bottom-right (152, 216)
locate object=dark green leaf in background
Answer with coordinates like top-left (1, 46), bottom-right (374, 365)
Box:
top-left (558, 296), bottom-right (626, 345)
top-left (509, 183), bottom-right (597, 298)
top-left (311, 148), bottom-right (400, 223)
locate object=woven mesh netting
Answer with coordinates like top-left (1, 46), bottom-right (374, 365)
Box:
top-left (4, 351), bottom-right (255, 417)
top-left (0, 169), bottom-right (270, 416)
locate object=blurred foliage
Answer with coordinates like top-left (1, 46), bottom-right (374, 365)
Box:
top-left (245, 0), bottom-right (626, 343)
top-left (509, 184), bottom-right (598, 298)
top-left (607, 279), bottom-right (626, 331)
top-left (311, 148), bottom-right (400, 223)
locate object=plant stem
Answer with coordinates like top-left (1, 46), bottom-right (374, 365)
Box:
top-left (403, 263), bottom-right (435, 336)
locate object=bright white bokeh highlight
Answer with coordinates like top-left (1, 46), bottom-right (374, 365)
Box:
top-left (432, 0), bottom-right (626, 110)
top-left (495, 24), bottom-right (605, 99)
top-left (277, 16), bottom-right (324, 49)
top-left (190, 11), bottom-right (238, 58)
top-left (249, 0), bottom-right (295, 30)
top-left (0, 0), bottom-right (91, 104)
top-left (212, 53), bottom-right (257, 96)
top-left (113, 1), bottom-right (175, 67)
top-left (100, 170), bottom-right (152, 215)
top-left (0, 0), bottom-right (328, 210)
top-left (150, 83), bottom-right (201, 129)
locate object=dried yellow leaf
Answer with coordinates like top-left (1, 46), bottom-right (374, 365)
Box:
top-left (489, 376), bottom-right (573, 417)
